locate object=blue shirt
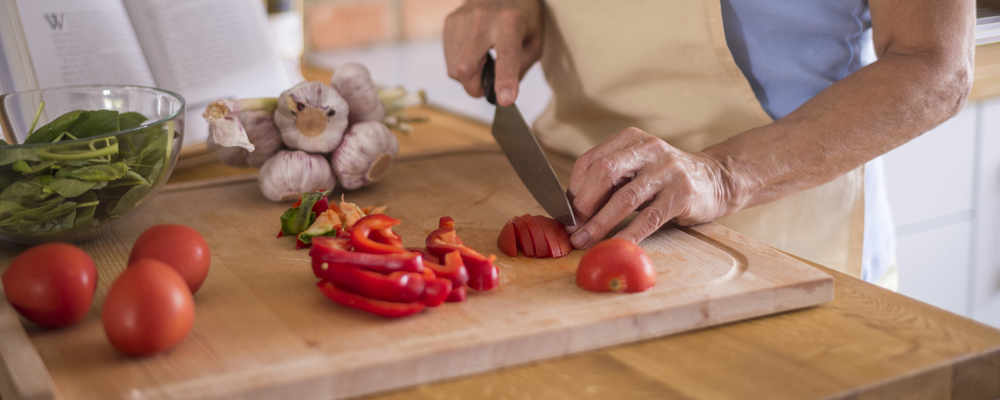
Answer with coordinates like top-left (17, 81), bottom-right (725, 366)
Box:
top-left (720, 0), bottom-right (895, 282)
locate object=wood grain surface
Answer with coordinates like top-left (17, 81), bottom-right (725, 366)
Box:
top-left (0, 147), bottom-right (832, 400)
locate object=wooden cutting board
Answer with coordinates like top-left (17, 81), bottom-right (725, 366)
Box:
top-left (0, 149), bottom-right (832, 400)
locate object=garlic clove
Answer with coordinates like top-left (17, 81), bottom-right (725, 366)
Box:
top-left (258, 150), bottom-right (337, 202)
top-left (332, 62), bottom-right (386, 125)
top-left (206, 126), bottom-right (251, 168)
top-left (331, 121), bottom-right (399, 190)
top-left (275, 81), bottom-right (350, 153)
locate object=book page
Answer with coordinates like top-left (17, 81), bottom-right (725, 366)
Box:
top-left (13, 0), bottom-right (155, 89)
top-left (123, 0), bottom-right (292, 106)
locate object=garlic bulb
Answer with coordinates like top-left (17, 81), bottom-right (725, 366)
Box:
top-left (274, 81), bottom-right (349, 153)
top-left (258, 150), bottom-right (337, 202)
top-left (206, 110), bottom-right (285, 168)
top-left (331, 63), bottom-right (385, 125)
top-left (202, 98), bottom-right (278, 151)
top-left (331, 121), bottom-right (399, 190)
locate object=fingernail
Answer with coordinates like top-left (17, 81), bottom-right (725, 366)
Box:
top-left (498, 89), bottom-right (514, 105)
top-left (571, 230), bottom-right (590, 249)
top-left (565, 224), bottom-right (579, 234)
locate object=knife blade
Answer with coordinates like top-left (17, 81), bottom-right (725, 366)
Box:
top-left (481, 54), bottom-right (577, 226)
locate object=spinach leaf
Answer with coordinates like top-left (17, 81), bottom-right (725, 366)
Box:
top-left (118, 112), bottom-right (148, 130)
top-left (24, 110), bottom-right (84, 144)
top-left (67, 110), bottom-right (120, 139)
top-left (72, 192), bottom-right (99, 229)
top-left (12, 160), bottom-right (57, 174)
top-left (56, 162), bottom-right (129, 181)
top-left (0, 201), bottom-right (26, 221)
top-left (0, 176), bottom-right (54, 204)
top-left (107, 183), bottom-right (150, 215)
top-left (0, 139), bottom-right (7, 146)
top-left (49, 178), bottom-right (101, 198)
top-left (17, 208), bottom-right (76, 236)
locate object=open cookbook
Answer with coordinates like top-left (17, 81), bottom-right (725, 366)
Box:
top-left (0, 0), bottom-right (294, 154)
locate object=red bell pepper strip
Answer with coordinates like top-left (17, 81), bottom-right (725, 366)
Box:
top-left (317, 281), bottom-right (425, 318)
top-left (426, 226), bottom-right (499, 291)
top-left (406, 247), bottom-right (440, 264)
top-left (351, 214), bottom-right (406, 254)
top-left (421, 278), bottom-right (453, 307)
top-left (446, 287), bottom-right (467, 302)
top-left (314, 261), bottom-right (425, 303)
top-left (424, 251), bottom-right (469, 288)
top-left (311, 236), bottom-right (423, 274)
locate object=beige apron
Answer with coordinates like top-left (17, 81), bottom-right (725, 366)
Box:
top-left (534, 0), bottom-right (865, 276)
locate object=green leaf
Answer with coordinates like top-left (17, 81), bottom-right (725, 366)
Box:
top-left (48, 178), bottom-right (100, 198)
top-left (0, 139), bottom-right (8, 146)
top-left (56, 162), bottom-right (129, 181)
top-left (0, 201), bottom-right (27, 221)
top-left (24, 110), bottom-right (84, 144)
top-left (17, 208), bottom-right (76, 236)
top-left (72, 192), bottom-right (98, 229)
top-left (12, 160), bottom-right (57, 174)
top-left (107, 183), bottom-right (150, 215)
top-left (67, 110), bottom-right (120, 139)
top-left (118, 112), bottom-right (148, 130)
top-left (0, 177), bottom-right (54, 205)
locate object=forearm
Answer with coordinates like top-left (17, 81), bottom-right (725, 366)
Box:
top-left (705, 32), bottom-right (974, 214)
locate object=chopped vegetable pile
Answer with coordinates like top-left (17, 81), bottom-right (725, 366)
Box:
top-left (0, 106), bottom-right (174, 237)
top-left (277, 191), bottom-right (499, 317)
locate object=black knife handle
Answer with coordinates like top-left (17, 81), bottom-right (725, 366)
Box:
top-left (481, 53), bottom-right (497, 105)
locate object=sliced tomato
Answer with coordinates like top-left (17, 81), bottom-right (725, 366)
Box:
top-left (534, 216), bottom-right (563, 258)
top-left (520, 214), bottom-right (550, 258)
top-left (511, 216), bottom-right (535, 257)
top-left (497, 220), bottom-right (518, 257)
top-left (542, 217), bottom-right (573, 257)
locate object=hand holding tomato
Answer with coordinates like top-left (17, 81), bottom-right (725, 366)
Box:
top-left (576, 238), bottom-right (655, 293)
top-left (2, 243), bottom-right (97, 328)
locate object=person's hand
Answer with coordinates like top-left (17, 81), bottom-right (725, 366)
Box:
top-left (443, 0), bottom-right (544, 106)
top-left (566, 127), bottom-right (740, 249)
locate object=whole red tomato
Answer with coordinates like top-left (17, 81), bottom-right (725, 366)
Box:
top-left (129, 224), bottom-right (210, 294)
top-left (102, 259), bottom-right (195, 356)
top-left (2, 243), bottom-right (97, 328)
top-left (576, 238), bottom-right (656, 293)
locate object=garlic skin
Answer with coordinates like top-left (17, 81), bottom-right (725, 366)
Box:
top-left (331, 63), bottom-right (385, 125)
top-left (258, 150), bottom-right (337, 202)
top-left (274, 81), bottom-right (350, 153)
top-left (331, 121), bottom-right (399, 190)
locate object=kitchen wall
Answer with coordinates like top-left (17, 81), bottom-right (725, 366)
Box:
top-left (302, 0), bottom-right (462, 51)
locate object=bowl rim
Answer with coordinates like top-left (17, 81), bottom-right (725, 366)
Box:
top-left (0, 84), bottom-right (186, 148)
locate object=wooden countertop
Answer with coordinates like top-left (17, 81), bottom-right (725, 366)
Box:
top-left (162, 107), bottom-right (1000, 399)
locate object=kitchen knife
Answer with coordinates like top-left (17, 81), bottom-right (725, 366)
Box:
top-left (481, 54), bottom-right (577, 226)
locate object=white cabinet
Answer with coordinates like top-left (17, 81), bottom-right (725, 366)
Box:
top-left (883, 106), bottom-right (977, 315)
top-left (972, 97), bottom-right (1000, 326)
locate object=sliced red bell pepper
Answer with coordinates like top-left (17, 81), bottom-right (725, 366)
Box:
top-left (446, 287), bottom-right (467, 302)
top-left (317, 281), bottom-right (425, 318)
top-left (421, 278), bottom-right (452, 307)
top-left (315, 262), bottom-right (425, 303)
top-left (311, 236), bottom-right (423, 274)
top-left (424, 250), bottom-right (469, 288)
top-left (511, 216), bottom-right (535, 257)
top-left (351, 214), bottom-right (406, 254)
top-left (406, 247), bottom-right (440, 264)
top-left (427, 226), bottom-right (499, 291)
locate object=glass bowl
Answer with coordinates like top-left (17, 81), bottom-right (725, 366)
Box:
top-left (0, 85), bottom-right (185, 244)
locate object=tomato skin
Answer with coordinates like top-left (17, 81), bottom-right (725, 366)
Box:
top-left (576, 238), bottom-right (656, 293)
top-left (2, 243), bottom-right (97, 328)
top-left (129, 224), bottom-right (210, 294)
top-left (102, 259), bottom-right (195, 356)
top-left (497, 220), bottom-right (517, 257)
